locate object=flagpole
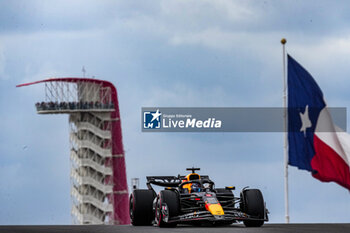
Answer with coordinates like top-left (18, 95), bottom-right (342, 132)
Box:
top-left (281, 38), bottom-right (290, 223)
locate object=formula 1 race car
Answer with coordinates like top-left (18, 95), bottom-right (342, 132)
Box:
top-left (129, 168), bottom-right (268, 227)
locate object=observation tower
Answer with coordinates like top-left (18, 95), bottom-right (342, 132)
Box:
top-left (17, 78), bottom-right (129, 225)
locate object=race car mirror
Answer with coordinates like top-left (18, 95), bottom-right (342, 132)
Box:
top-left (203, 183), bottom-right (210, 189)
top-left (225, 186), bottom-right (235, 190)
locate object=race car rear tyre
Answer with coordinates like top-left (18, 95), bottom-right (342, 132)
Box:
top-left (130, 189), bottom-right (156, 226)
top-left (155, 190), bottom-right (179, 227)
top-left (241, 189), bottom-right (265, 227)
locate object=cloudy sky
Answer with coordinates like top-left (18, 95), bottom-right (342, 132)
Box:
top-left (0, 0), bottom-right (350, 224)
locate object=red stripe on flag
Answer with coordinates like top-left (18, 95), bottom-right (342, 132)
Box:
top-left (311, 135), bottom-right (350, 191)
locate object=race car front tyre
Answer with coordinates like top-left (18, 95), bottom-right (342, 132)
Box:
top-left (155, 190), bottom-right (179, 227)
top-left (241, 189), bottom-right (265, 227)
top-left (130, 189), bottom-right (156, 226)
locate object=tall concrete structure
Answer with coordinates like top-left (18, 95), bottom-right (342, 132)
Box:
top-left (17, 78), bottom-right (129, 225)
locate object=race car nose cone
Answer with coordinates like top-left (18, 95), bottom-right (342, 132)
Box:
top-left (206, 203), bottom-right (224, 216)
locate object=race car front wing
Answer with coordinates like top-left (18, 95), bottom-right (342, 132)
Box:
top-left (166, 210), bottom-right (268, 223)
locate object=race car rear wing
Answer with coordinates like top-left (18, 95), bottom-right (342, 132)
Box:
top-left (146, 176), bottom-right (181, 189)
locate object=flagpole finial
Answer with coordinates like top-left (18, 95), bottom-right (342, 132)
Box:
top-left (281, 38), bottom-right (287, 45)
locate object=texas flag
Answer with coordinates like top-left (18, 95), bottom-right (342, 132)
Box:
top-left (288, 55), bottom-right (350, 191)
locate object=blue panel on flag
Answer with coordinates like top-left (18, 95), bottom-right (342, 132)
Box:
top-left (287, 55), bottom-right (326, 171)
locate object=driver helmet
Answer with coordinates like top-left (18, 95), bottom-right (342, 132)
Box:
top-left (191, 183), bottom-right (201, 192)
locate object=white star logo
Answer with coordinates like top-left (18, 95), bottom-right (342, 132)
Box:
top-left (300, 105), bottom-right (312, 136)
top-left (151, 109), bottom-right (161, 122)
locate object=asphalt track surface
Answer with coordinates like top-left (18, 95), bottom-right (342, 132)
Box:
top-left (0, 224), bottom-right (349, 233)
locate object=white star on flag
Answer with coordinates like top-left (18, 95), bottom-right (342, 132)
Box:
top-left (299, 105), bottom-right (312, 136)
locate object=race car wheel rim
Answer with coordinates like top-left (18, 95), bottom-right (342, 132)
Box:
top-left (156, 197), bottom-right (162, 226)
top-left (161, 204), bottom-right (169, 223)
